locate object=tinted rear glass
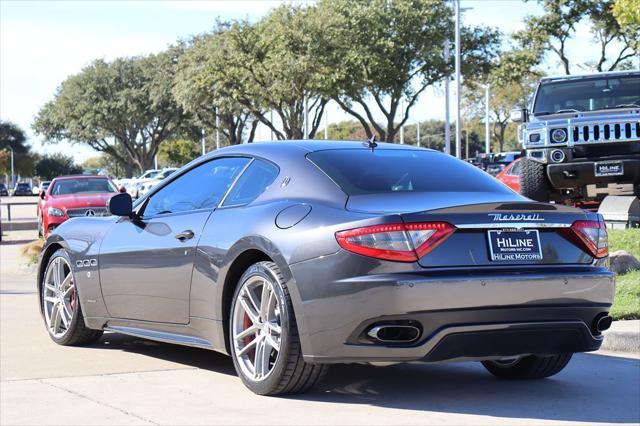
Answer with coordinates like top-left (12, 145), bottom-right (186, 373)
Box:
top-left (308, 149), bottom-right (511, 195)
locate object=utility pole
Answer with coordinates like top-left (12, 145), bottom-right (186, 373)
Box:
top-left (270, 110), bottom-right (274, 140)
top-left (399, 100), bottom-right (405, 144)
top-left (215, 113), bottom-right (220, 150)
top-left (201, 128), bottom-right (206, 156)
top-left (303, 95), bottom-right (309, 139)
top-left (324, 106), bottom-right (329, 140)
top-left (443, 40), bottom-right (451, 155)
top-left (485, 84), bottom-right (491, 154)
top-left (416, 122), bottom-right (421, 147)
top-left (9, 148), bottom-right (14, 190)
top-left (454, 0), bottom-right (462, 159)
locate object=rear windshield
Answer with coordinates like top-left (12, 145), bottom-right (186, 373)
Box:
top-left (307, 149), bottom-right (511, 196)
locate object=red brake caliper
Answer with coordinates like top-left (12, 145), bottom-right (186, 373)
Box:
top-left (243, 313), bottom-right (256, 360)
top-left (69, 286), bottom-right (76, 311)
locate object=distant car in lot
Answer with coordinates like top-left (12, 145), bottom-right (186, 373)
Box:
top-left (125, 169), bottom-right (160, 199)
top-left (0, 183), bottom-right (8, 196)
top-left (496, 158), bottom-right (522, 193)
top-left (13, 182), bottom-right (33, 196)
top-left (38, 175), bottom-right (120, 237)
top-left (136, 168), bottom-right (178, 198)
top-left (485, 151), bottom-right (522, 176)
top-left (39, 141), bottom-right (613, 396)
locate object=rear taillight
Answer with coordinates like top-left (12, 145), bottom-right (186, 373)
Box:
top-left (562, 220), bottom-right (608, 258)
top-left (335, 222), bottom-right (456, 262)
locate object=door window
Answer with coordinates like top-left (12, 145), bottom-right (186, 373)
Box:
top-left (507, 161), bottom-right (521, 176)
top-left (143, 157), bottom-right (250, 217)
top-left (222, 159), bottom-right (279, 207)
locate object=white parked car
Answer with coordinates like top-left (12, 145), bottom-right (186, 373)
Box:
top-left (124, 169), bottom-right (160, 199)
top-left (136, 168), bottom-right (178, 198)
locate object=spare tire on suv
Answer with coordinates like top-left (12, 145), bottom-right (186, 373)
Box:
top-left (520, 158), bottom-right (552, 202)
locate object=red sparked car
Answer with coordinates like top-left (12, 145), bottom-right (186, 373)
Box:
top-left (39, 175), bottom-right (121, 237)
top-left (496, 158), bottom-right (522, 193)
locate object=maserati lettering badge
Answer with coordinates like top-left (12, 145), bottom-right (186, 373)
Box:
top-left (489, 213), bottom-right (543, 222)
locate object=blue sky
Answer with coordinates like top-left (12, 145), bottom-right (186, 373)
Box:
top-left (0, 0), bottom-right (606, 162)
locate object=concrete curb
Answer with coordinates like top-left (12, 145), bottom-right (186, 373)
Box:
top-left (602, 320), bottom-right (640, 353)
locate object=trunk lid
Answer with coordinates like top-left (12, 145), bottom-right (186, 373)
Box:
top-left (399, 201), bottom-right (596, 267)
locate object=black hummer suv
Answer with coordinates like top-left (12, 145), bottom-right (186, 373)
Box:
top-left (514, 71), bottom-right (640, 203)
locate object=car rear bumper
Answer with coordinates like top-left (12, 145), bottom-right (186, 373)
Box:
top-left (289, 252), bottom-right (615, 363)
top-left (547, 158), bottom-right (640, 189)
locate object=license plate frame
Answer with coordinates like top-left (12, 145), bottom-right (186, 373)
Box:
top-left (594, 161), bottom-right (624, 177)
top-left (487, 229), bottom-right (543, 262)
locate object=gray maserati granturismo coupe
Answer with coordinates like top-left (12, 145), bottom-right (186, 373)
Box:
top-left (38, 140), bottom-right (614, 395)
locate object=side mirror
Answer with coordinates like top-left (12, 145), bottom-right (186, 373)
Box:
top-left (39, 191), bottom-right (45, 200)
top-left (510, 108), bottom-right (528, 123)
top-left (108, 193), bottom-right (132, 217)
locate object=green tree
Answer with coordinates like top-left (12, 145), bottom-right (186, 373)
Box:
top-left (157, 139), bottom-right (199, 168)
top-left (177, 5), bottom-right (340, 141)
top-left (33, 49), bottom-right (192, 177)
top-left (35, 154), bottom-right (82, 180)
top-left (174, 33), bottom-right (258, 146)
top-left (319, 0), bottom-right (501, 142)
top-left (464, 51), bottom-right (541, 152)
top-left (516, 0), bottom-right (638, 74)
top-left (612, 0), bottom-right (640, 54)
top-left (0, 121), bottom-right (37, 179)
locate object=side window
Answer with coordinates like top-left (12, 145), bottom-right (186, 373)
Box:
top-left (143, 157), bottom-right (250, 217)
top-left (508, 161), bottom-right (521, 176)
top-left (222, 159), bottom-right (279, 207)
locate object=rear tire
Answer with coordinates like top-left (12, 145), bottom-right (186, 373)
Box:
top-left (482, 353), bottom-right (573, 379)
top-left (520, 158), bottom-right (552, 202)
top-left (41, 249), bottom-right (103, 346)
top-left (229, 261), bottom-right (328, 395)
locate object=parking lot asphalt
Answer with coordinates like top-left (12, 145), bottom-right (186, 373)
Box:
top-left (1, 232), bottom-right (639, 425)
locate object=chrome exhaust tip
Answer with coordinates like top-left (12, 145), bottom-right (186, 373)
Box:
top-left (595, 315), bottom-right (613, 333)
top-left (367, 324), bottom-right (421, 343)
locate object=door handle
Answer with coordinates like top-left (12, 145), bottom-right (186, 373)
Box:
top-left (175, 230), bottom-right (194, 242)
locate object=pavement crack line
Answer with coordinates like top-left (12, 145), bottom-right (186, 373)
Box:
top-left (2, 366), bottom-right (199, 382)
top-left (37, 378), bottom-right (159, 425)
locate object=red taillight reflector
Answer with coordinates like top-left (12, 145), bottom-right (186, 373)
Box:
top-left (335, 222), bottom-right (456, 262)
top-left (561, 220), bottom-right (608, 259)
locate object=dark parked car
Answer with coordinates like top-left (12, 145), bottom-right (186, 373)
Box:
top-left (0, 183), bottom-right (8, 196)
top-left (38, 141), bottom-right (613, 395)
top-left (13, 182), bottom-right (32, 196)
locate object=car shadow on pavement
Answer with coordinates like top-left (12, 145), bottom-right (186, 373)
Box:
top-left (92, 332), bottom-right (237, 376)
top-left (295, 353), bottom-right (640, 424)
top-left (84, 333), bottom-right (639, 424)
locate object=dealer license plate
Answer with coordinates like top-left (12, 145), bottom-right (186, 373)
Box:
top-left (594, 161), bottom-right (624, 177)
top-left (487, 230), bottom-right (542, 262)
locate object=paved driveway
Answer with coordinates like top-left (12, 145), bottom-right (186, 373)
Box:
top-left (1, 232), bottom-right (639, 425)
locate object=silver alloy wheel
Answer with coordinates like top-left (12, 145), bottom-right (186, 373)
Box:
top-left (43, 256), bottom-right (76, 338)
top-left (232, 275), bottom-right (282, 382)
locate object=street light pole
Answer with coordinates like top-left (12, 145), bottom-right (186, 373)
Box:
top-left (416, 121), bottom-right (421, 147)
top-left (443, 40), bottom-right (451, 155)
top-left (485, 84), bottom-right (491, 154)
top-left (215, 113), bottom-right (220, 150)
top-left (324, 105), bottom-right (328, 140)
top-left (454, 0), bottom-right (462, 159)
top-left (9, 148), bottom-right (14, 190)
top-left (201, 128), bottom-right (206, 156)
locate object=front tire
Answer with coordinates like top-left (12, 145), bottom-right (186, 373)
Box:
top-left (482, 353), bottom-right (573, 379)
top-left (41, 249), bottom-right (103, 345)
top-left (229, 261), bottom-right (328, 395)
